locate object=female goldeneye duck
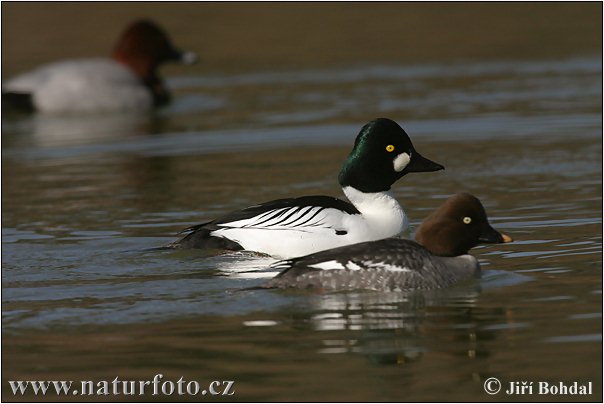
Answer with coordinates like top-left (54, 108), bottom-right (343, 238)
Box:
top-left (2, 19), bottom-right (198, 113)
top-left (169, 118), bottom-right (444, 259)
top-left (264, 193), bottom-right (513, 291)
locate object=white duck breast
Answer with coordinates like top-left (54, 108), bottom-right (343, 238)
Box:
top-left (341, 186), bottom-right (408, 237)
top-left (3, 59), bottom-right (152, 113)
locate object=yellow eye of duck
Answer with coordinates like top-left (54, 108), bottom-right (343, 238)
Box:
top-left (386, 145), bottom-right (395, 152)
top-left (463, 217), bottom-right (472, 224)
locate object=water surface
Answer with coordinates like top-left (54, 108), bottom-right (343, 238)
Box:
top-left (2, 56), bottom-right (602, 401)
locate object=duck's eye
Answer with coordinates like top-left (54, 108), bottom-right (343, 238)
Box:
top-left (386, 145), bottom-right (395, 152)
top-left (463, 217), bottom-right (472, 224)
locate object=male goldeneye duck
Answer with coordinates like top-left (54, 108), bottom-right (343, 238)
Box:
top-left (169, 118), bottom-right (444, 259)
top-left (264, 193), bottom-right (513, 291)
top-left (2, 19), bottom-right (198, 113)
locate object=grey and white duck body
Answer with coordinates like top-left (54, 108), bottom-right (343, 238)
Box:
top-left (169, 118), bottom-right (444, 259)
top-left (2, 19), bottom-right (198, 113)
top-left (265, 193), bottom-right (513, 290)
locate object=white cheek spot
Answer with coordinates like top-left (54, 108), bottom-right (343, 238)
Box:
top-left (309, 260), bottom-right (345, 270)
top-left (393, 152), bottom-right (411, 172)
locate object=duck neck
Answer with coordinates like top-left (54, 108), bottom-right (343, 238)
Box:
top-left (342, 186), bottom-right (408, 232)
top-left (113, 52), bottom-right (154, 79)
top-left (112, 54), bottom-right (169, 106)
top-left (338, 154), bottom-right (400, 193)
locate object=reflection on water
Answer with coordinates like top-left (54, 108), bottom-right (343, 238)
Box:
top-left (305, 269), bottom-right (532, 334)
top-left (1, 94), bottom-right (226, 149)
top-left (308, 289), bottom-right (478, 332)
top-left (2, 56), bottom-right (602, 401)
top-left (1, 112), bottom-right (151, 147)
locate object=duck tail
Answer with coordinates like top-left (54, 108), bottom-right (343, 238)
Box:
top-left (2, 92), bottom-right (35, 113)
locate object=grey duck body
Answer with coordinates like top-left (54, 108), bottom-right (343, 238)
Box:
top-left (267, 238), bottom-right (479, 291)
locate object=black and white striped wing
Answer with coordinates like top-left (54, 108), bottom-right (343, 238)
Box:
top-left (218, 205), bottom-right (330, 230)
top-left (214, 196), bottom-right (360, 232)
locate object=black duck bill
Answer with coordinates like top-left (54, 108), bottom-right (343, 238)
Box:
top-left (405, 151), bottom-right (444, 173)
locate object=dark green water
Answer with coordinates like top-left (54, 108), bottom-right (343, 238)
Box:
top-left (2, 57), bottom-right (602, 401)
